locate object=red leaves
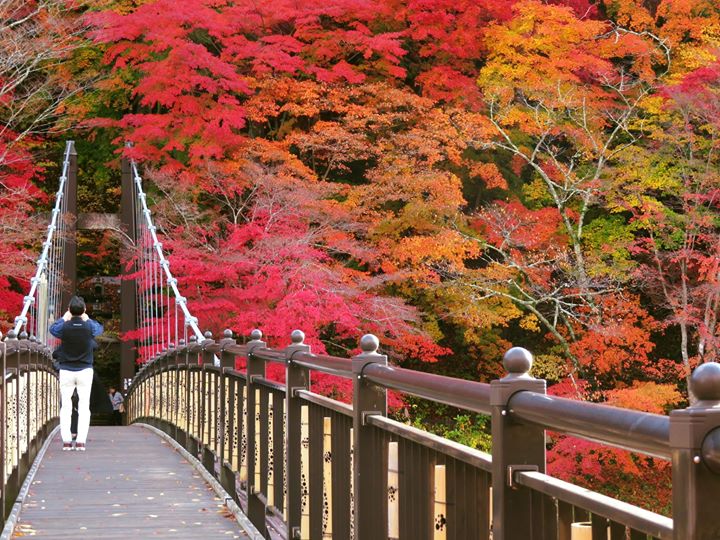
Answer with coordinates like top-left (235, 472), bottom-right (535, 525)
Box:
top-left (568, 294), bottom-right (658, 377)
top-left (0, 135), bottom-right (47, 322)
top-left (662, 59), bottom-right (720, 129)
top-left (476, 199), bottom-right (563, 252)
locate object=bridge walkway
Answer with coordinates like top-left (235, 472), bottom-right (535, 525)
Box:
top-left (9, 426), bottom-right (254, 539)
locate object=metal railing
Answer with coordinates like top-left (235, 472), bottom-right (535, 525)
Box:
top-left (125, 329), bottom-right (720, 540)
top-left (1, 142), bottom-right (72, 529)
top-left (0, 334), bottom-right (59, 529)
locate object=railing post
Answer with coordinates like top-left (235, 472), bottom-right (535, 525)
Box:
top-left (671, 362), bottom-right (720, 539)
top-left (174, 339), bottom-right (186, 447)
top-left (285, 330), bottom-right (311, 540)
top-left (187, 335), bottom-right (201, 456)
top-left (17, 332), bottom-right (29, 489)
top-left (165, 343), bottom-right (175, 433)
top-left (246, 329), bottom-right (268, 537)
top-left (201, 332), bottom-right (216, 476)
top-left (4, 331), bottom-right (19, 519)
top-left (352, 334), bottom-right (387, 539)
top-left (490, 347), bottom-right (546, 540)
top-left (1, 332), bottom-right (5, 528)
top-left (218, 329), bottom-right (237, 501)
top-left (28, 337), bottom-right (38, 461)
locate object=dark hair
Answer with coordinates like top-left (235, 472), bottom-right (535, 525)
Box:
top-left (68, 296), bottom-right (86, 316)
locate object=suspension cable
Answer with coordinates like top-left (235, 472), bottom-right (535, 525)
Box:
top-left (130, 160), bottom-right (204, 346)
top-left (12, 141), bottom-right (74, 338)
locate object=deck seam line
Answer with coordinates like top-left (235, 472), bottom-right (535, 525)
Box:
top-left (1, 424), bottom-right (60, 540)
top-left (137, 422), bottom-right (264, 540)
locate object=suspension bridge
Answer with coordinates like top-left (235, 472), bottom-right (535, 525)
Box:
top-left (1, 142), bottom-right (720, 540)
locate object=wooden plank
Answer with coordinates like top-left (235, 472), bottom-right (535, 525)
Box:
top-left (11, 426), bottom-right (249, 539)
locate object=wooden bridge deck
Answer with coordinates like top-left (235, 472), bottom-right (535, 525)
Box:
top-left (10, 426), bottom-right (252, 539)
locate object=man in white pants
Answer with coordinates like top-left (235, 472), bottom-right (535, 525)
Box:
top-left (50, 296), bottom-right (103, 451)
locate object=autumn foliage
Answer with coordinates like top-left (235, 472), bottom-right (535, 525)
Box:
top-left (4, 0), bottom-right (720, 513)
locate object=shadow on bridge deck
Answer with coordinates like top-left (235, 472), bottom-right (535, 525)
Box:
top-left (9, 426), bottom-right (256, 539)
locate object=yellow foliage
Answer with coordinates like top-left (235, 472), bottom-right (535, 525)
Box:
top-left (519, 313), bottom-right (541, 332)
top-left (530, 354), bottom-right (567, 382)
top-left (434, 283), bottom-right (523, 334)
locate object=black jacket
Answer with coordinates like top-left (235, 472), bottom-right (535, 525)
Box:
top-left (49, 317), bottom-right (103, 371)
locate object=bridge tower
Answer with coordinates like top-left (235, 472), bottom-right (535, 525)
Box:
top-left (119, 155), bottom-right (137, 391)
top-left (59, 147), bottom-right (137, 392)
top-left (60, 142), bottom-right (78, 311)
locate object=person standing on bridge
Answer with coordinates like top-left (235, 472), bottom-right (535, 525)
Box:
top-left (50, 296), bottom-right (103, 451)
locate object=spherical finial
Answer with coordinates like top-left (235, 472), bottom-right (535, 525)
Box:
top-left (168, 342), bottom-right (175, 349)
top-left (702, 427), bottom-right (720, 474)
top-left (178, 339), bottom-right (185, 346)
top-left (359, 334), bottom-right (380, 354)
top-left (691, 362), bottom-right (720, 403)
top-left (224, 328), bottom-right (233, 338)
top-left (6, 330), bottom-right (16, 340)
top-left (291, 329), bottom-right (305, 344)
top-left (503, 347), bottom-right (533, 375)
top-left (250, 329), bottom-right (262, 341)
top-left (189, 335), bottom-right (197, 343)
top-left (19, 331), bottom-right (28, 340)
top-left (29, 335), bottom-right (37, 343)
top-left (204, 330), bottom-right (213, 339)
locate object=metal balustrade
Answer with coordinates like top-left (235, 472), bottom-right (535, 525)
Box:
top-left (1, 335), bottom-right (59, 529)
top-left (124, 329), bottom-right (720, 540)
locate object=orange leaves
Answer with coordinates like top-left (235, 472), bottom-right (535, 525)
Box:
top-left (479, 1), bottom-right (611, 108)
top-left (394, 230), bottom-right (479, 271)
top-left (605, 382), bottom-right (682, 415)
top-left (469, 162), bottom-right (507, 190)
top-left (568, 293), bottom-right (657, 376)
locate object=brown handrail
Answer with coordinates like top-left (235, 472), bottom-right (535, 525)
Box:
top-left (508, 391), bottom-right (671, 459)
top-left (363, 363), bottom-right (492, 414)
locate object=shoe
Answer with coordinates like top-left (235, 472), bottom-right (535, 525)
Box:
top-left (62, 443), bottom-right (73, 451)
top-left (75, 443), bottom-right (85, 452)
